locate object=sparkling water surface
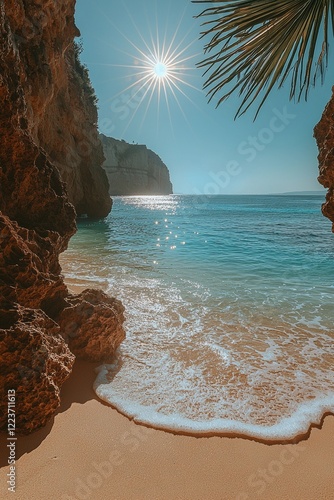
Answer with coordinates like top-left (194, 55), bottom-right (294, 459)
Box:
top-left (60, 195), bottom-right (334, 440)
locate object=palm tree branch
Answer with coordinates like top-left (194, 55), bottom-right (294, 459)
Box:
top-left (194, 0), bottom-right (334, 118)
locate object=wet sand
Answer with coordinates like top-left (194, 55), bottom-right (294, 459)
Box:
top-left (0, 358), bottom-right (333, 500)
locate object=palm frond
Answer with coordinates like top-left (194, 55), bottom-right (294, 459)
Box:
top-left (194, 0), bottom-right (334, 118)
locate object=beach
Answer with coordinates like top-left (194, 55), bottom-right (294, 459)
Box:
top-left (0, 358), bottom-right (333, 500)
top-left (58, 196), bottom-right (334, 441)
top-left (2, 0), bottom-right (334, 497)
top-left (1, 194), bottom-right (333, 499)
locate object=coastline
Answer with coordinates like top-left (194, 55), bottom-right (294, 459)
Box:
top-left (0, 358), bottom-right (334, 499)
top-left (1, 0), bottom-right (334, 497)
top-left (0, 277), bottom-right (333, 499)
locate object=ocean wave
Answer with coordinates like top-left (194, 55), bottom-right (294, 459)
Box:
top-left (61, 195), bottom-right (334, 441)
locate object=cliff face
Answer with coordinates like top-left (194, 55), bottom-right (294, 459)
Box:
top-left (100, 134), bottom-right (173, 196)
top-left (0, 0), bottom-right (124, 434)
top-left (35, 41), bottom-right (112, 219)
top-left (314, 87), bottom-right (334, 231)
top-left (4, 0), bottom-right (111, 218)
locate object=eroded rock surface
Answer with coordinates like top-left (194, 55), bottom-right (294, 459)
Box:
top-left (314, 87), bottom-right (334, 231)
top-left (0, 0), bottom-right (125, 434)
top-left (58, 289), bottom-right (125, 362)
top-left (0, 0), bottom-right (111, 218)
top-left (0, 307), bottom-right (75, 435)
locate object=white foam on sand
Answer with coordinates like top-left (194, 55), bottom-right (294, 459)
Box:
top-left (94, 364), bottom-right (334, 440)
top-left (92, 274), bottom-right (334, 442)
top-left (57, 233), bottom-right (334, 444)
top-left (94, 282), bottom-right (334, 440)
top-left (65, 196), bottom-right (334, 442)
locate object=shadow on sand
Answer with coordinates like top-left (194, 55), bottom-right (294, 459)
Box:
top-left (1, 358), bottom-right (333, 469)
top-left (0, 360), bottom-right (104, 468)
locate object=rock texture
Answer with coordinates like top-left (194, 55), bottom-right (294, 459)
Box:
top-left (314, 87), bottom-right (334, 231)
top-left (0, 306), bottom-right (75, 435)
top-left (100, 134), bottom-right (173, 196)
top-left (58, 289), bottom-right (125, 362)
top-left (0, 0), bottom-right (111, 219)
top-left (0, 0), bottom-right (125, 434)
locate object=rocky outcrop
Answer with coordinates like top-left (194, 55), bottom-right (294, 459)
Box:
top-left (36, 41), bottom-right (112, 219)
top-left (100, 134), bottom-right (173, 196)
top-left (0, 214), bottom-right (70, 319)
top-left (0, 0), bottom-right (124, 434)
top-left (58, 289), bottom-right (125, 362)
top-left (1, 0), bottom-right (111, 219)
top-left (314, 87), bottom-right (334, 231)
top-left (0, 306), bottom-right (75, 435)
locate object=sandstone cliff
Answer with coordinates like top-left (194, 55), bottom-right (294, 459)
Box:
top-left (0, 0), bottom-right (124, 434)
top-left (314, 87), bottom-right (334, 231)
top-left (100, 134), bottom-right (173, 196)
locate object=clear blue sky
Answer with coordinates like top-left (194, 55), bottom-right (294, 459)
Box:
top-left (75, 0), bottom-right (334, 195)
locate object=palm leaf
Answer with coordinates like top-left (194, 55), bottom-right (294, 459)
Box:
top-left (194, 0), bottom-right (334, 118)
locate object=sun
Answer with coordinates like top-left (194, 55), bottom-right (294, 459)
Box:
top-left (109, 7), bottom-right (201, 131)
top-left (129, 39), bottom-right (198, 104)
top-left (153, 61), bottom-right (168, 79)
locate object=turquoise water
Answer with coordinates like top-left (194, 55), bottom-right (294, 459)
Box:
top-left (61, 195), bottom-right (334, 440)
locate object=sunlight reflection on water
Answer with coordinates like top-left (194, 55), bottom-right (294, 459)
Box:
top-left (61, 195), bottom-right (334, 440)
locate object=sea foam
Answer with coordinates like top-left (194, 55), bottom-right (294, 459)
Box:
top-left (92, 271), bottom-right (334, 441)
top-left (61, 195), bottom-right (334, 442)
top-left (94, 366), bottom-right (334, 440)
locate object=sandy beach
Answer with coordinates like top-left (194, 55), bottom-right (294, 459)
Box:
top-left (0, 357), bottom-right (333, 500)
top-left (2, 0), bottom-right (334, 498)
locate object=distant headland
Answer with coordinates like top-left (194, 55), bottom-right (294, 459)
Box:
top-left (100, 134), bottom-right (173, 196)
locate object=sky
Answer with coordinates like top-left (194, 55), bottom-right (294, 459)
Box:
top-left (75, 0), bottom-right (334, 195)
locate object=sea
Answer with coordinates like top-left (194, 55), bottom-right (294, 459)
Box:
top-left (60, 194), bottom-right (334, 441)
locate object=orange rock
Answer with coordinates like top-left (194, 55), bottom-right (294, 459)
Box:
top-left (58, 289), bottom-right (125, 362)
top-left (0, 0), bottom-right (125, 434)
top-left (314, 86), bottom-right (334, 232)
top-left (0, 306), bottom-right (75, 435)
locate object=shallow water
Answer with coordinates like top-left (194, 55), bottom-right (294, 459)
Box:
top-left (60, 195), bottom-right (334, 440)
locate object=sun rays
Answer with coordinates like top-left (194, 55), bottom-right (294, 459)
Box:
top-left (103, 4), bottom-right (201, 133)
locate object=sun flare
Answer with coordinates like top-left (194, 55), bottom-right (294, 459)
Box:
top-left (129, 39), bottom-right (198, 111)
top-left (110, 8), bottom-right (200, 131)
top-left (153, 61), bottom-right (168, 79)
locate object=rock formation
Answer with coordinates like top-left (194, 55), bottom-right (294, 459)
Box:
top-left (58, 289), bottom-right (125, 362)
top-left (100, 134), bottom-right (173, 196)
top-left (0, 0), bottom-right (124, 435)
top-left (314, 87), bottom-right (334, 231)
top-left (0, 305), bottom-right (75, 435)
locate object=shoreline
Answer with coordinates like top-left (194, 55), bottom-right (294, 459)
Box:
top-left (1, 361), bottom-right (334, 499)
top-left (94, 361), bottom-right (334, 443)
top-left (63, 277), bottom-right (334, 444)
top-left (2, 280), bottom-right (331, 498)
